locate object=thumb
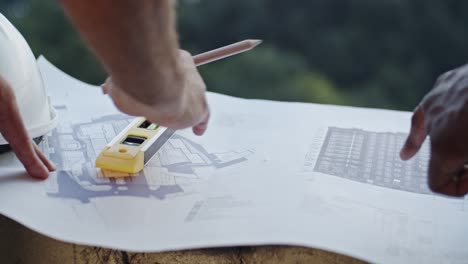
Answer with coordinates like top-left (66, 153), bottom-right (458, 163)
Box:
top-left (400, 106), bottom-right (427, 160)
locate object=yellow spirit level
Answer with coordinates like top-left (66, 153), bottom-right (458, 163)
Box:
top-left (95, 117), bottom-right (174, 176)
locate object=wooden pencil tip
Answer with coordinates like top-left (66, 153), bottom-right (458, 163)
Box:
top-left (249, 39), bottom-right (263, 47)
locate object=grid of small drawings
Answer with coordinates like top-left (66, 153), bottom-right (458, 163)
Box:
top-left (314, 127), bottom-right (431, 194)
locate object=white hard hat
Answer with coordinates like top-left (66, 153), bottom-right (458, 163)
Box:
top-left (0, 13), bottom-right (57, 146)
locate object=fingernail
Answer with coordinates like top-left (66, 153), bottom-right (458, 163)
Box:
top-left (399, 149), bottom-right (409, 160)
top-left (193, 125), bottom-right (206, 136)
top-left (32, 170), bottom-right (49, 180)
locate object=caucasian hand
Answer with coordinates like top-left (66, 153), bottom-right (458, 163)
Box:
top-left (102, 50), bottom-right (210, 135)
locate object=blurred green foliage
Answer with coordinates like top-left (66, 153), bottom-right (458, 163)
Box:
top-left (2, 0), bottom-right (468, 110)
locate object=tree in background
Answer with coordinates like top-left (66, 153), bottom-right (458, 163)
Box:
top-left (3, 0), bottom-right (468, 110)
top-left (178, 0), bottom-right (468, 110)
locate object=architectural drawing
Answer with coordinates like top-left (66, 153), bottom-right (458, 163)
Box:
top-left (314, 127), bottom-right (431, 194)
top-left (43, 110), bottom-right (254, 203)
top-left (9, 57), bottom-right (463, 263)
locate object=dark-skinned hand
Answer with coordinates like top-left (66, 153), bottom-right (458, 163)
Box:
top-left (400, 65), bottom-right (468, 197)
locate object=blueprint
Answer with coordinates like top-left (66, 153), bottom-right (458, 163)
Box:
top-left (44, 112), bottom-right (253, 203)
top-left (314, 127), bottom-right (431, 194)
top-left (0, 57), bottom-right (467, 264)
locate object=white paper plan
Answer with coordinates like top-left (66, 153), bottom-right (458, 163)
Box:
top-left (0, 57), bottom-right (466, 264)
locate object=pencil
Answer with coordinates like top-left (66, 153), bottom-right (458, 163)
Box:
top-left (193, 39), bottom-right (262, 66)
top-left (102, 40), bottom-right (261, 95)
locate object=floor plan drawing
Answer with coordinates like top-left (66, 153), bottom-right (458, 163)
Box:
top-left (43, 111), bottom-right (254, 203)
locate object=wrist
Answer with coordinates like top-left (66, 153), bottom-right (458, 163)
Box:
top-left (114, 69), bottom-right (188, 121)
top-left (114, 61), bottom-right (185, 104)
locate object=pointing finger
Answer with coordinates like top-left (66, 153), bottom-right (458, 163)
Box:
top-left (400, 106), bottom-right (427, 160)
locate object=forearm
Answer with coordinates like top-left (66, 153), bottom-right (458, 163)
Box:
top-left (60, 0), bottom-right (183, 106)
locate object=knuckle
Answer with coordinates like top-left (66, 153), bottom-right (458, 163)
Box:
top-left (456, 63), bottom-right (468, 77)
top-left (435, 70), bottom-right (455, 86)
top-left (421, 92), bottom-right (438, 109)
